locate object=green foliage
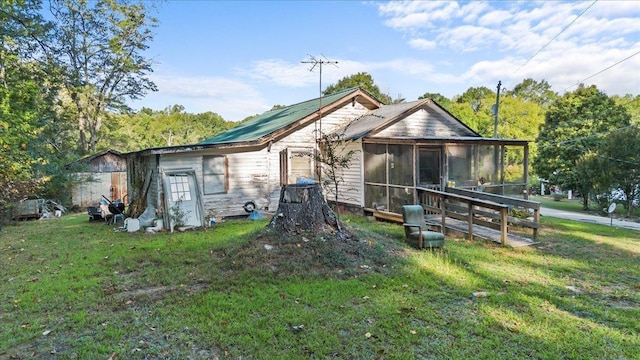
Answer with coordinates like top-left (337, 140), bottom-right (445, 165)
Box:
top-left (534, 85), bottom-right (631, 209)
top-left (506, 78), bottom-right (557, 108)
top-left (323, 72), bottom-right (393, 104)
top-left (418, 92), bottom-right (452, 108)
top-left (316, 131), bottom-right (357, 225)
top-left (102, 105), bottom-right (235, 152)
top-left (600, 125), bottom-right (640, 216)
top-left (50, 0), bottom-right (158, 154)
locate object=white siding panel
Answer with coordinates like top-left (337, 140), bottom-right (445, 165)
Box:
top-left (331, 140), bottom-right (363, 206)
top-left (376, 107), bottom-right (475, 138)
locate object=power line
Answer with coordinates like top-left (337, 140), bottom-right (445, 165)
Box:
top-left (564, 49), bottom-right (640, 91)
top-left (514, 0), bottom-right (597, 75)
top-left (551, 123), bottom-right (640, 146)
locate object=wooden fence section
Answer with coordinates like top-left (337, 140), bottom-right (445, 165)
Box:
top-left (444, 187), bottom-right (541, 242)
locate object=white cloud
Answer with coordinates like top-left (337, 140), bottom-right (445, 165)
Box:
top-left (408, 38), bottom-right (437, 50)
top-left (241, 59), bottom-right (317, 87)
top-left (136, 74), bottom-right (270, 120)
top-left (375, 0), bottom-right (640, 97)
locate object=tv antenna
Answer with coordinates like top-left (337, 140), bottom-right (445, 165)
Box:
top-left (301, 54), bottom-right (338, 180)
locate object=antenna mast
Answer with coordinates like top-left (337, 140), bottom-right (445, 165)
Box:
top-left (301, 55), bottom-right (338, 137)
top-left (301, 55), bottom-right (338, 181)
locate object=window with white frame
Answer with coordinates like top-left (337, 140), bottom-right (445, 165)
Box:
top-left (203, 155), bottom-right (227, 194)
top-left (168, 175), bottom-right (192, 201)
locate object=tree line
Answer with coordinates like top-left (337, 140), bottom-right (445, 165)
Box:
top-left (1, 1), bottom-right (638, 219)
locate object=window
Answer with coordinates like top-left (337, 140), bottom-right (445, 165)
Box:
top-left (290, 149), bottom-right (314, 180)
top-left (280, 148), bottom-right (314, 185)
top-left (203, 156), bottom-right (227, 194)
top-left (168, 175), bottom-right (192, 201)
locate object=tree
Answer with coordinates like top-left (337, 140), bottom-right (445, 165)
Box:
top-left (316, 131), bottom-right (358, 231)
top-left (323, 72), bottom-right (393, 104)
top-left (418, 92), bottom-right (452, 108)
top-left (574, 151), bottom-right (613, 212)
top-left (448, 87), bottom-right (496, 136)
top-left (601, 125), bottom-right (640, 216)
top-left (49, 0), bottom-right (157, 154)
top-left (0, 0), bottom-right (59, 215)
top-left (534, 85), bottom-right (631, 209)
top-left (507, 78), bottom-right (557, 108)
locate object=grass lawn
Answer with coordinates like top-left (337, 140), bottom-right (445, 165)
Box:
top-left (532, 195), bottom-right (640, 218)
top-left (1, 213), bottom-right (639, 359)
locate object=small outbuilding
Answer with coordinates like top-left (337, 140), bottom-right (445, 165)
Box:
top-left (70, 149), bottom-right (128, 207)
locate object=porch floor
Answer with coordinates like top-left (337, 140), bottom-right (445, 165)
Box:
top-left (424, 215), bottom-right (537, 247)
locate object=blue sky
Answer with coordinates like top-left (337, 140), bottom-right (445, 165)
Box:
top-left (134, 1), bottom-right (640, 120)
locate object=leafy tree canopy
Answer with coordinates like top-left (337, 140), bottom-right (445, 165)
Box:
top-left (533, 84), bottom-right (631, 208)
top-left (323, 72), bottom-right (393, 104)
top-left (506, 78), bottom-right (557, 108)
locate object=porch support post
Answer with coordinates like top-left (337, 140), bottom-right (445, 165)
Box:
top-left (467, 202), bottom-right (473, 241)
top-left (500, 145), bottom-right (506, 195)
top-left (500, 207), bottom-right (508, 245)
top-left (523, 143), bottom-right (530, 200)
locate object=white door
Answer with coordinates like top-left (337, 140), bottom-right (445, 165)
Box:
top-left (162, 171), bottom-right (203, 229)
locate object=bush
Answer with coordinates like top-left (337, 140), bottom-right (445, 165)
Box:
top-left (552, 193), bottom-right (564, 201)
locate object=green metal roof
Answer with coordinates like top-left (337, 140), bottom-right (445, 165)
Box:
top-left (199, 87), bottom-right (360, 145)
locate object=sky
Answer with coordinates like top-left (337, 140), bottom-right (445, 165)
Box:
top-left (133, 0), bottom-right (640, 121)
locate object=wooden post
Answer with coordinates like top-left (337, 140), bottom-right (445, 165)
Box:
top-left (500, 207), bottom-right (508, 245)
top-left (467, 202), bottom-right (473, 241)
top-left (440, 196), bottom-right (446, 234)
top-left (533, 207), bottom-right (540, 241)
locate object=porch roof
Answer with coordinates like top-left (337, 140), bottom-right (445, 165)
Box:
top-left (340, 98), bottom-right (481, 140)
top-left (362, 136), bottom-right (530, 146)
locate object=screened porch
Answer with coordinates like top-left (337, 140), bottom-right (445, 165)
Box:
top-left (362, 138), bottom-right (530, 215)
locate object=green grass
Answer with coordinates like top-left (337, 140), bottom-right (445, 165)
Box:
top-left (533, 195), bottom-right (640, 217)
top-left (1, 214), bottom-right (639, 359)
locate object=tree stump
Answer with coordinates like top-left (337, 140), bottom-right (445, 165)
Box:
top-left (269, 184), bottom-right (344, 235)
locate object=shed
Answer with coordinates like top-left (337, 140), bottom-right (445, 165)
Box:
top-left (71, 149), bottom-right (128, 207)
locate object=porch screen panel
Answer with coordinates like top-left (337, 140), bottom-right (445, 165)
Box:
top-left (203, 156), bottom-right (226, 194)
top-left (363, 144), bottom-right (386, 184)
top-left (389, 187), bottom-right (413, 214)
top-left (504, 145), bottom-right (524, 184)
top-left (478, 145), bottom-right (497, 184)
top-left (419, 149), bottom-right (440, 186)
top-left (365, 184), bottom-right (387, 211)
top-left (448, 145), bottom-right (473, 187)
top-left (388, 145), bottom-right (413, 186)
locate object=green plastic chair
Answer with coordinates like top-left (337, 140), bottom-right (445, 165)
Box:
top-left (402, 205), bottom-right (445, 248)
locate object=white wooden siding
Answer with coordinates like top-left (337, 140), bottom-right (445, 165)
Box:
top-left (151, 102), bottom-right (372, 218)
top-left (375, 107), bottom-right (476, 138)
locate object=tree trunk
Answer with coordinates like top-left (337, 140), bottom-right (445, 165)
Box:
top-left (269, 184), bottom-right (347, 238)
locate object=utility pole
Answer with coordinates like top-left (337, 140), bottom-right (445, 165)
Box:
top-left (301, 55), bottom-right (338, 181)
top-left (493, 80), bottom-right (502, 138)
top-left (492, 80), bottom-right (502, 193)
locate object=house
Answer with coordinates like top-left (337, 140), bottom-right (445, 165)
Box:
top-left (125, 87), bottom-right (530, 230)
top-left (124, 88), bottom-right (381, 230)
top-left (334, 98), bottom-right (530, 215)
top-left (70, 149), bottom-right (128, 208)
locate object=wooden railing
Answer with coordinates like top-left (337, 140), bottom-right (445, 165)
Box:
top-left (417, 187), bottom-right (511, 245)
top-left (417, 187), bottom-right (540, 245)
top-left (444, 187), bottom-right (541, 242)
